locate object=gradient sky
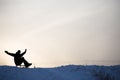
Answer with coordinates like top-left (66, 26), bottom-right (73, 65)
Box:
top-left (0, 0), bottom-right (120, 67)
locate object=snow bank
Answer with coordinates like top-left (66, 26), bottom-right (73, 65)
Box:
top-left (0, 65), bottom-right (120, 80)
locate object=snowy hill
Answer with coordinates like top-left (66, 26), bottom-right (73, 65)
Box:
top-left (0, 65), bottom-right (120, 80)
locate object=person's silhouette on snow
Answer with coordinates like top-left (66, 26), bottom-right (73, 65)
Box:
top-left (5, 49), bottom-right (32, 68)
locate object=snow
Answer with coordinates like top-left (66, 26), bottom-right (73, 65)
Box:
top-left (0, 65), bottom-right (120, 80)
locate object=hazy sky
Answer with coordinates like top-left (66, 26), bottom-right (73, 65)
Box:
top-left (0, 0), bottom-right (120, 67)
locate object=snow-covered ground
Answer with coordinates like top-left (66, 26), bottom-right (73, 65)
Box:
top-left (0, 65), bottom-right (120, 80)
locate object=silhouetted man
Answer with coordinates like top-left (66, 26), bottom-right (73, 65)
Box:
top-left (5, 49), bottom-right (32, 68)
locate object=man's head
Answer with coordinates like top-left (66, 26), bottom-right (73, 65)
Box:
top-left (16, 50), bottom-right (21, 54)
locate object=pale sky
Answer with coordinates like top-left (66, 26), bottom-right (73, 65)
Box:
top-left (0, 0), bottom-right (120, 67)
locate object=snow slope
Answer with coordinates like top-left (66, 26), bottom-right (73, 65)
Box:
top-left (0, 65), bottom-right (120, 80)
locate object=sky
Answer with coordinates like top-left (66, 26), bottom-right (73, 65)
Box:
top-left (0, 0), bottom-right (120, 67)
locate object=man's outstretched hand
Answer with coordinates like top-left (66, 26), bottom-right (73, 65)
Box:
top-left (5, 51), bottom-right (8, 53)
top-left (25, 49), bottom-right (27, 52)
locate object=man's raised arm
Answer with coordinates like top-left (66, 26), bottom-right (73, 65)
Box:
top-left (21, 49), bottom-right (27, 57)
top-left (5, 51), bottom-right (15, 57)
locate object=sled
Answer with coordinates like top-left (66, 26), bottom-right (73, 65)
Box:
top-left (17, 65), bottom-right (26, 68)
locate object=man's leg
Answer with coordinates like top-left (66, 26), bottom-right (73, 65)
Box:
top-left (14, 59), bottom-right (23, 67)
top-left (21, 57), bottom-right (32, 68)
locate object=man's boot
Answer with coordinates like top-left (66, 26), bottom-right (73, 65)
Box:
top-left (25, 63), bottom-right (32, 68)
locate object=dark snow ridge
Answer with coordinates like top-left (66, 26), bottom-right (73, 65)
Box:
top-left (0, 65), bottom-right (120, 80)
